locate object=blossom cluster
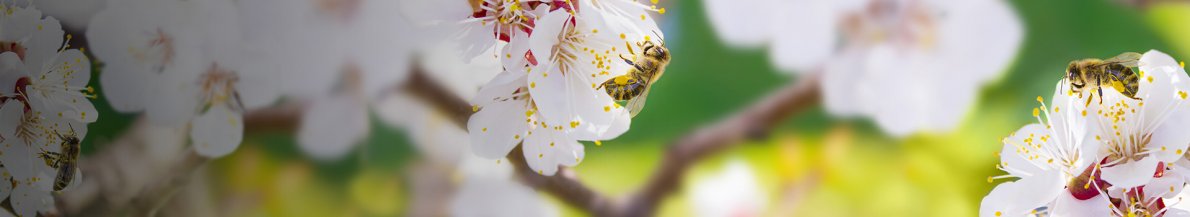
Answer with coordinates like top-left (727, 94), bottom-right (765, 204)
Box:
top-left (982, 50), bottom-right (1190, 217)
top-left (0, 3), bottom-right (97, 217)
top-left (459, 0), bottom-right (665, 175)
top-left (705, 0), bottom-right (1023, 136)
top-left (85, 0), bottom-right (423, 161)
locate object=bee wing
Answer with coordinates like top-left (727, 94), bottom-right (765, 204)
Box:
top-left (64, 168), bottom-right (82, 191)
top-left (626, 86), bottom-right (652, 118)
top-left (1104, 52), bottom-right (1142, 68)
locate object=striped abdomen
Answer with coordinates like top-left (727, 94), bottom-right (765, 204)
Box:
top-left (1104, 63), bottom-right (1140, 99)
top-left (53, 139), bottom-right (81, 192)
top-left (53, 161), bottom-right (75, 191)
top-left (601, 73), bottom-right (648, 101)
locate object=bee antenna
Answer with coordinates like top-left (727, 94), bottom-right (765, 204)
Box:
top-left (651, 30), bottom-right (664, 46)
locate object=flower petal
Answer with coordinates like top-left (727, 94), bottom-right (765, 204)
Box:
top-left (467, 99), bottom-right (529, 159)
top-left (31, 49), bottom-right (97, 123)
top-left (999, 124), bottom-right (1050, 177)
top-left (190, 103), bottom-right (244, 158)
top-left (1050, 192), bottom-right (1112, 217)
top-left (769, 0), bottom-right (838, 73)
top-left (1143, 170), bottom-right (1185, 199)
top-left (10, 183), bottom-right (50, 217)
top-left (522, 127), bottom-right (581, 176)
top-left (1100, 157), bottom-right (1158, 189)
top-left (703, 0), bottom-right (774, 47)
top-left (297, 95), bottom-right (369, 161)
top-left (980, 170), bottom-right (1064, 217)
top-left (1151, 109), bottom-right (1190, 163)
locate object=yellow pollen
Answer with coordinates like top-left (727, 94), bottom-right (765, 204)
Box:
top-left (472, 105), bottom-right (480, 112)
top-left (530, 82), bottom-right (536, 88)
top-left (995, 211), bottom-right (1002, 216)
top-left (1036, 96), bottom-right (1044, 103)
top-left (1082, 110), bottom-right (1087, 117)
top-left (570, 121), bottom-right (580, 128)
top-left (614, 76), bottom-right (630, 85)
top-left (514, 135), bottom-right (520, 139)
top-left (1182, 61), bottom-right (1186, 68)
top-left (604, 106), bottom-right (611, 112)
top-left (482, 128), bottom-right (488, 132)
top-left (1179, 149), bottom-right (1184, 155)
top-left (592, 29), bottom-right (599, 33)
top-left (640, 14), bottom-right (646, 20)
top-left (987, 176), bottom-right (994, 183)
top-left (550, 142), bottom-right (555, 147)
top-left (1032, 108), bottom-right (1039, 117)
top-left (620, 33), bottom-right (626, 39)
top-left (659, 8), bottom-right (666, 14)
top-left (650, 0), bottom-right (658, 3)
top-left (594, 140), bottom-right (602, 146)
top-left (1180, 90), bottom-right (1188, 100)
top-left (538, 153), bottom-right (543, 158)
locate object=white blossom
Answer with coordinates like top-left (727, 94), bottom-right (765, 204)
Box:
top-left (449, 155), bottom-right (559, 217)
top-left (687, 160), bottom-right (767, 217)
top-left (981, 81), bottom-right (1100, 217)
top-left (373, 42), bottom-right (501, 165)
top-left (465, 0), bottom-right (661, 175)
top-left (981, 50), bottom-right (1190, 217)
top-left (0, 4), bottom-right (93, 216)
top-left (89, 0), bottom-right (279, 158)
top-left (234, 0), bottom-right (424, 161)
top-left (706, 0), bottom-right (1023, 136)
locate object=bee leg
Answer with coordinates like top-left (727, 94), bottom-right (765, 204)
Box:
top-left (620, 55), bottom-right (646, 72)
top-left (1084, 92), bottom-right (1094, 107)
top-left (38, 150), bottom-right (61, 168)
top-left (1098, 88), bottom-right (1105, 104)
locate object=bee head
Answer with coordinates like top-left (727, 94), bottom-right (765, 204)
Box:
top-left (1065, 61), bottom-right (1085, 90)
top-left (642, 42), bottom-right (669, 61)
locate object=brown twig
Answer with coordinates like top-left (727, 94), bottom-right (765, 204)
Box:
top-left (407, 66), bottom-right (821, 216)
top-left (59, 64), bottom-right (820, 216)
top-left (55, 120), bottom-right (209, 217)
top-left (620, 73), bottom-right (820, 216)
top-left (56, 103), bottom-right (304, 216)
top-left (506, 146), bottom-right (621, 215)
top-left (404, 69), bottom-right (621, 214)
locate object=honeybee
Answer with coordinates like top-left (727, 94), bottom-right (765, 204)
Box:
top-left (599, 34), bottom-right (670, 117)
top-left (1066, 52), bottom-right (1143, 106)
top-left (37, 130), bottom-right (81, 192)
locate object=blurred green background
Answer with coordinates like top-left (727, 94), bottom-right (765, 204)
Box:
top-left (78, 0), bottom-right (1190, 216)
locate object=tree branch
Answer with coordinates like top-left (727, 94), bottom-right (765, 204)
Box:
top-left (55, 120), bottom-right (209, 216)
top-left (408, 66), bottom-right (821, 216)
top-left (59, 64), bottom-right (820, 216)
top-left (57, 103), bottom-right (305, 216)
top-left (621, 73), bottom-right (820, 216)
